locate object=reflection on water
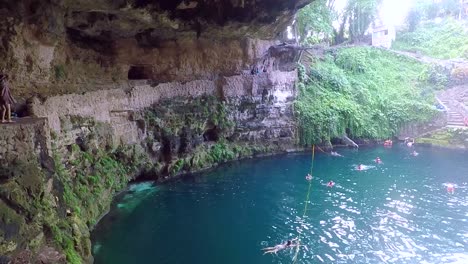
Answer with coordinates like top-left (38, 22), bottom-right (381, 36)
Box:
top-left (93, 146), bottom-right (468, 264)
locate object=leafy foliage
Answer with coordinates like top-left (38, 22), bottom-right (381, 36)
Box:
top-left (346, 0), bottom-right (382, 42)
top-left (407, 8), bottom-right (422, 32)
top-left (410, 0), bottom-right (464, 20)
top-left (52, 144), bottom-right (148, 262)
top-left (295, 47), bottom-right (437, 145)
top-left (393, 18), bottom-right (468, 59)
top-left (296, 0), bottom-right (335, 45)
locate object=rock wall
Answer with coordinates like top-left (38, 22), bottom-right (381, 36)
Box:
top-left (28, 69), bottom-right (297, 144)
top-left (0, 42), bottom-right (300, 262)
top-left (0, 1), bottom-right (307, 261)
top-left (0, 118), bottom-right (50, 164)
top-left (0, 0), bottom-right (309, 100)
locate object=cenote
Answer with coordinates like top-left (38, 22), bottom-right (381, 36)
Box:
top-left (92, 146), bottom-right (468, 264)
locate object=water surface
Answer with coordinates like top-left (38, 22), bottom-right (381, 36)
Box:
top-left (92, 146), bottom-right (468, 264)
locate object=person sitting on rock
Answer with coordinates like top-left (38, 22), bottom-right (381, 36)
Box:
top-left (0, 74), bottom-right (15, 123)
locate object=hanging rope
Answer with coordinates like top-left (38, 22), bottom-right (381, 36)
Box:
top-left (292, 145), bottom-right (316, 263)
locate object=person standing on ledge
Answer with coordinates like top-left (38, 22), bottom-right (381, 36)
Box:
top-left (0, 73), bottom-right (15, 123)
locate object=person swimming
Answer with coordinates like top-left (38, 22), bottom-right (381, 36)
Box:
top-left (410, 150), bottom-right (419, 156)
top-left (331, 151), bottom-right (343, 157)
top-left (375, 157), bottom-right (382, 164)
top-left (305, 174), bottom-right (312, 181)
top-left (262, 239), bottom-right (298, 255)
top-left (447, 184), bottom-right (455, 194)
top-left (357, 164), bottom-right (363, 171)
top-left (405, 138), bottom-right (414, 147)
top-left (327, 181), bottom-right (335, 187)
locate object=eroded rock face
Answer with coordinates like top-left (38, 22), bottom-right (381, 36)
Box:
top-left (64, 0), bottom-right (309, 39)
top-left (0, 0), bottom-right (310, 98)
top-left (0, 1), bottom-right (306, 262)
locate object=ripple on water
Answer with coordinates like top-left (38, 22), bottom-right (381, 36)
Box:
top-left (93, 147), bottom-right (468, 264)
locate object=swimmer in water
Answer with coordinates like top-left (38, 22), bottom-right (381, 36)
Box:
top-left (411, 150), bottom-right (419, 156)
top-left (331, 151), bottom-right (343, 157)
top-left (375, 157), bottom-right (382, 164)
top-left (357, 164), bottom-right (363, 171)
top-left (305, 174), bottom-right (312, 181)
top-left (327, 181), bottom-right (335, 187)
top-left (447, 184), bottom-right (455, 194)
top-left (262, 239), bottom-right (298, 255)
top-left (405, 138), bottom-right (414, 147)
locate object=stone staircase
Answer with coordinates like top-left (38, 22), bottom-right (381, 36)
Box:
top-left (447, 111), bottom-right (465, 127)
top-left (440, 98), bottom-right (467, 128)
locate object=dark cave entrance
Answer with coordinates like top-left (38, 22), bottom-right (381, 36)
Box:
top-left (128, 65), bottom-right (153, 80)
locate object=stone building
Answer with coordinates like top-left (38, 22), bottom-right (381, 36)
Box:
top-left (371, 21), bottom-right (396, 49)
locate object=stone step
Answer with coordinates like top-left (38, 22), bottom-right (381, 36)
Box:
top-left (447, 122), bottom-right (465, 126)
top-left (447, 125), bottom-right (468, 128)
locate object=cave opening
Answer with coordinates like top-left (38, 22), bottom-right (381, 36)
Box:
top-left (128, 65), bottom-right (153, 80)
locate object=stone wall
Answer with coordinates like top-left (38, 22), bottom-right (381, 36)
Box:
top-left (0, 118), bottom-right (50, 164)
top-left (397, 111), bottom-right (447, 140)
top-left (28, 69), bottom-right (297, 152)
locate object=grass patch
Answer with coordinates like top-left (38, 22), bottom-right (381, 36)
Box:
top-left (393, 18), bottom-right (468, 59)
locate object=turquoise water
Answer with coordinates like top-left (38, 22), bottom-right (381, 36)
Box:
top-left (92, 146), bottom-right (468, 264)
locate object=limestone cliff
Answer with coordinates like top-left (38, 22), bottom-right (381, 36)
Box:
top-left (0, 0), bottom-right (308, 262)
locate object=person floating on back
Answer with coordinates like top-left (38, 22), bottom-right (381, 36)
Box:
top-left (331, 151), bottom-right (343, 157)
top-left (0, 74), bottom-right (16, 123)
top-left (262, 239), bottom-right (298, 255)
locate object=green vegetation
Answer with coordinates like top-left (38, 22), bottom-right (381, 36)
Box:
top-left (393, 18), bottom-right (468, 59)
top-left (51, 144), bottom-right (150, 263)
top-left (144, 96), bottom-right (234, 136)
top-left (295, 46), bottom-right (437, 145)
top-left (417, 128), bottom-right (468, 148)
top-left (343, 0), bottom-right (382, 42)
top-left (183, 141), bottom-right (275, 173)
top-left (296, 0), bottom-right (335, 45)
top-left (406, 0), bottom-right (465, 24)
top-left (54, 65), bottom-right (67, 80)
top-left (296, 0), bottom-right (382, 45)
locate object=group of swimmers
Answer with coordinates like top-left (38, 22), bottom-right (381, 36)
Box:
top-left (263, 140), bottom-right (455, 256)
